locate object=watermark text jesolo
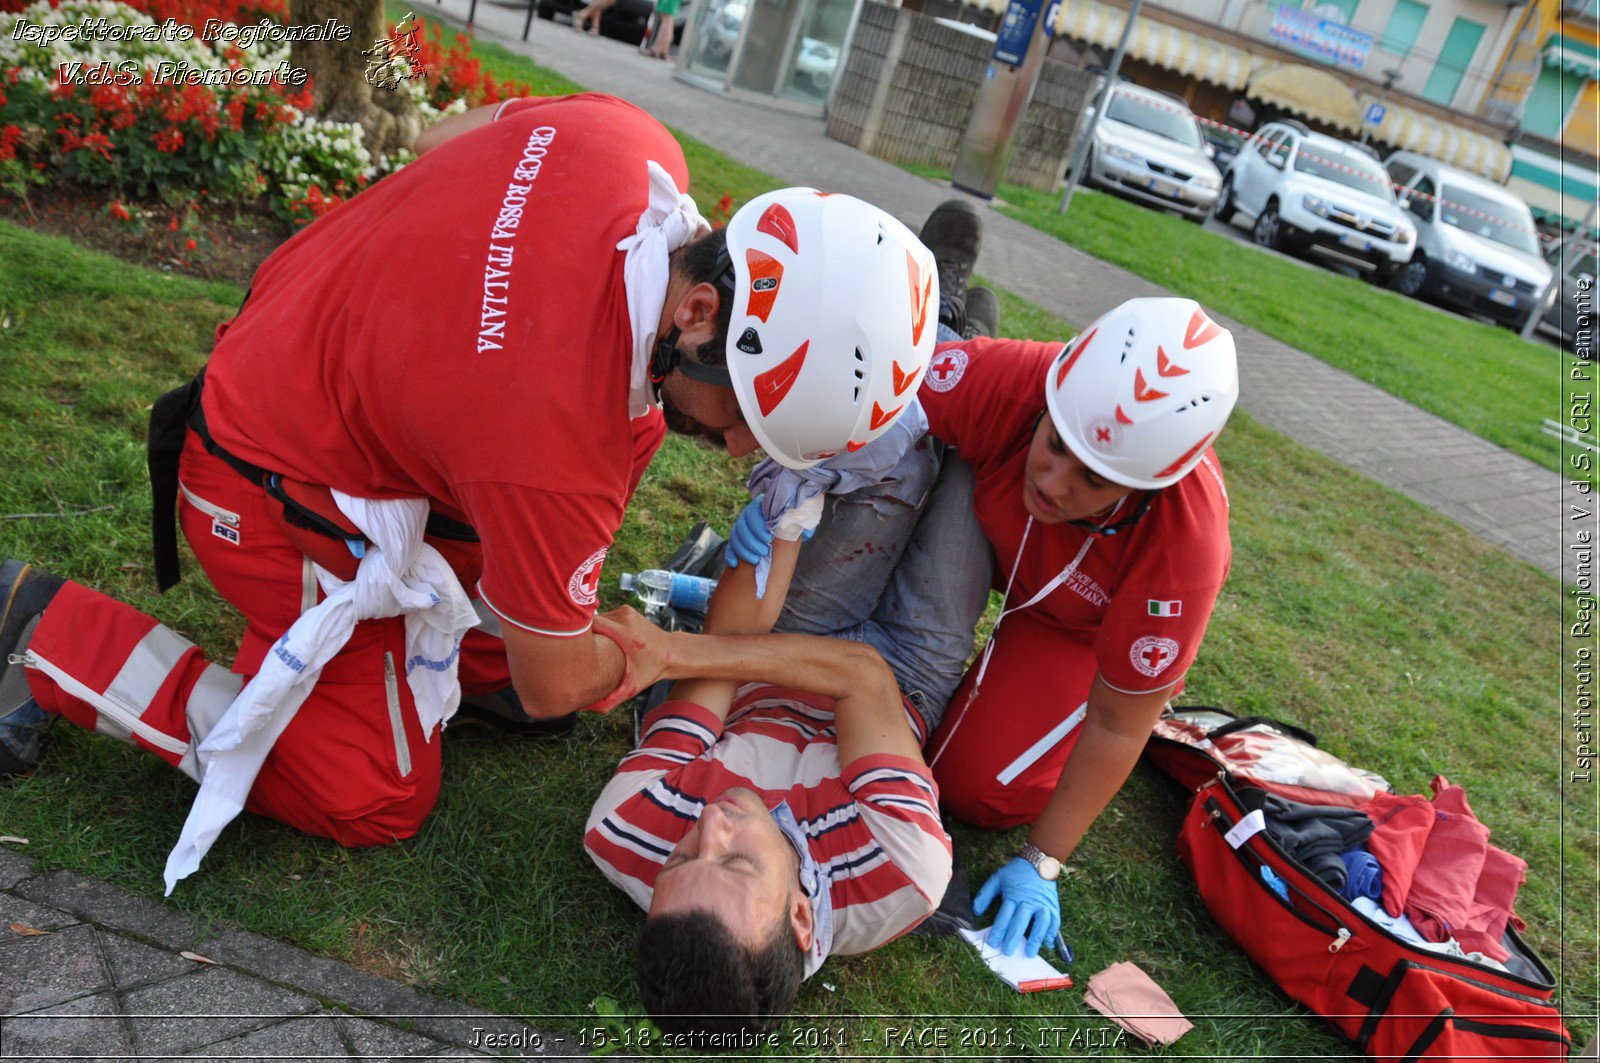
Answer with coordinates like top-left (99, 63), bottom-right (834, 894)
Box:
top-left (1569, 274), bottom-right (1596, 784)
top-left (12, 16), bottom-right (352, 87)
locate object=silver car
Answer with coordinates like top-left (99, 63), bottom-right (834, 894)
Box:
top-left (1082, 84), bottom-right (1222, 223)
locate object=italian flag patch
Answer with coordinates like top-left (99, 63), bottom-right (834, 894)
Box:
top-left (1147, 599), bottom-right (1182, 617)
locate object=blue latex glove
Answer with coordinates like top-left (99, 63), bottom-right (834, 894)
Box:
top-left (974, 856), bottom-right (1063, 958)
top-left (724, 496), bottom-right (774, 569)
top-left (724, 495), bottom-right (815, 569)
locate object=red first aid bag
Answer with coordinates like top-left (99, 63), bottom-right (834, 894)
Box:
top-left (1148, 709), bottom-right (1572, 1061)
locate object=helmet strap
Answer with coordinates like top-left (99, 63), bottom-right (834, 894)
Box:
top-left (652, 254), bottom-right (739, 395)
top-left (650, 328), bottom-right (734, 393)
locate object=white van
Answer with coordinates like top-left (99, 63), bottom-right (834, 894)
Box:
top-left (1383, 150), bottom-right (1552, 331)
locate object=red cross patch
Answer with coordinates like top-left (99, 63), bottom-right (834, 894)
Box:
top-left (1130, 635), bottom-right (1180, 679)
top-left (1086, 416), bottom-right (1122, 452)
top-left (567, 547), bottom-right (608, 607)
top-left (925, 348), bottom-right (968, 393)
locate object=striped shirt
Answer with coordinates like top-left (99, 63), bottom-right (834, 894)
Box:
top-left (585, 683), bottom-right (954, 957)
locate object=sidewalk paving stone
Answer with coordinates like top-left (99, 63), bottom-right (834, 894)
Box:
top-left (0, 850), bottom-right (562, 1060)
top-left (0, 991), bottom-right (132, 1060)
top-left (164, 1010), bottom-right (350, 1060)
top-left (0, 852), bottom-right (36, 892)
top-left (98, 933), bottom-right (206, 992)
top-left (0, 925), bottom-right (110, 1015)
top-left (122, 966), bottom-right (319, 1056)
top-left (0, 893), bottom-right (80, 933)
top-left (16, 871), bottom-right (207, 951)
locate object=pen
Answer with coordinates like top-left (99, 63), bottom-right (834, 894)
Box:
top-left (1056, 932), bottom-right (1074, 966)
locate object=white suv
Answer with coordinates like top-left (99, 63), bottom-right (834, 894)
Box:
top-left (1082, 83), bottom-right (1223, 223)
top-left (1215, 122), bottom-right (1416, 280)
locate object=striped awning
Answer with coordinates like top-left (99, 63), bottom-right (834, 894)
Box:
top-left (1358, 95), bottom-right (1512, 182)
top-left (1508, 142), bottom-right (1600, 227)
top-left (1053, 0), bottom-right (1260, 90)
top-left (1246, 62), bottom-right (1363, 133)
top-left (1542, 33), bottom-right (1600, 81)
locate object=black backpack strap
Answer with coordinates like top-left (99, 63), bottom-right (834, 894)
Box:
top-left (147, 371), bottom-right (206, 592)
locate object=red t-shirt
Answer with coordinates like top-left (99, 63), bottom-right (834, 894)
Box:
top-left (203, 94), bottom-right (681, 635)
top-left (919, 338), bottom-right (1231, 693)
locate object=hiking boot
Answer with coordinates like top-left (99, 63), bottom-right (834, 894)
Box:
top-left (962, 286), bottom-right (1000, 340)
top-left (452, 686), bottom-right (577, 739)
top-left (918, 198), bottom-right (983, 337)
top-left (0, 560), bottom-right (64, 775)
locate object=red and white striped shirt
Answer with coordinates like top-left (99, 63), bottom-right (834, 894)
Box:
top-left (585, 683), bottom-right (953, 958)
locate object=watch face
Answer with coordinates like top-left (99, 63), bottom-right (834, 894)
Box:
top-left (1037, 856), bottom-right (1062, 881)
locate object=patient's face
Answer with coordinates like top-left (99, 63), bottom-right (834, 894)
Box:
top-left (649, 787), bottom-right (798, 945)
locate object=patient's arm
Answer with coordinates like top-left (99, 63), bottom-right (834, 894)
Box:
top-left (662, 542), bottom-right (924, 766)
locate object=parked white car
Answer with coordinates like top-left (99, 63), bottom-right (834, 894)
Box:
top-left (702, 0), bottom-right (743, 59)
top-left (1082, 83), bottom-right (1222, 223)
top-left (1215, 121), bottom-right (1416, 280)
top-left (794, 36), bottom-right (837, 93)
top-left (1383, 150), bottom-right (1552, 331)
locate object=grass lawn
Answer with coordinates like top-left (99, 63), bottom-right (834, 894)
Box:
top-left (0, 214), bottom-right (1589, 1056)
top-left (905, 165), bottom-right (1582, 477)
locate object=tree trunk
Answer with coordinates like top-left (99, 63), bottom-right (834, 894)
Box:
top-left (290, 0), bottom-right (422, 158)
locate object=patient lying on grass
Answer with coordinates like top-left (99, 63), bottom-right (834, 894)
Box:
top-left (584, 538), bottom-right (953, 1042)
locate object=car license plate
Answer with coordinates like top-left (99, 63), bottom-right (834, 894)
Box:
top-left (1339, 232), bottom-right (1370, 252)
top-left (1146, 178), bottom-right (1176, 198)
top-left (1489, 289), bottom-right (1518, 307)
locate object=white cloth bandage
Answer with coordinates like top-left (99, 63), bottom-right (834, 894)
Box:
top-left (745, 401), bottom-right (930, 597)
top-left (772, 493), bottom-right (824, 541)
top-left (616, 160), bottom-right (709, 420)
top-left (162, 494), bottom-right (479, 895)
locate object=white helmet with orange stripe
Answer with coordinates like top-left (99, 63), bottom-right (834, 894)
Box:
top-left (723, 188), bottom-right (938, 470)
top-left (1045, 297), bottom-right (1239, 491)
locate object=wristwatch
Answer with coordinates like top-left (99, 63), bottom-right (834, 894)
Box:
top-left (1019, 842), bottom-right (1062, 881)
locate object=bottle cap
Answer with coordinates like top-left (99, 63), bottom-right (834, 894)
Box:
top-left (619, 573), bottom-right (637, 592)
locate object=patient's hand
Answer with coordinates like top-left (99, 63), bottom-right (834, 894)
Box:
top-left (587, 605), bottom-right (673, 712)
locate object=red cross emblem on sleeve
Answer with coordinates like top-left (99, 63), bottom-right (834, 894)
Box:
top-left (925, 348), bottom-right (968, 393)
top-left (1130, 635), bottom-right (1180, 678)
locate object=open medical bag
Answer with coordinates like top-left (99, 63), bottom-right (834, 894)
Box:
top-left (1146, 709), bottom-right (1572, 1060)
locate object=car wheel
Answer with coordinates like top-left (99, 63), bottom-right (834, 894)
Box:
top-left (537, 0), bottom-right (556, 18)
top-left (811, 70), bottom-right (831, 92)
top-left (1213, 174), bottom-right (1236, 222)
top-left (1391, 255), bottom-right (1428, 297)
top-left (1252, 201), bottom-right (1283, 250)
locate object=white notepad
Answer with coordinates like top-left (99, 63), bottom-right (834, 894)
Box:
top-left (958, 927), bottom-right (1074, 993)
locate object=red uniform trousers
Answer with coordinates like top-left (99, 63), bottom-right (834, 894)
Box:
top-left (24, 417), bottom-right (663, 848)
top-left (924, 610), bottom-right (1096, 830)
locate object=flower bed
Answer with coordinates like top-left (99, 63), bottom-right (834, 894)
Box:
top-left (0, 0), bottom-right (532, 241)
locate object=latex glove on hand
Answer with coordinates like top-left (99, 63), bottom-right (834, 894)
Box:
top-left (723, 495), bottom-right (817, 570)
top-left (974, 856), bottom-right (1063, 958)
top-left (725, 496), bottom-right (775, 569)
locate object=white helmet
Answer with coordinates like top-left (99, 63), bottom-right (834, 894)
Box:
top-left (723, 188), bottom-right (938, 469)
top-left (1045, 297), bottom-right (1239, 491)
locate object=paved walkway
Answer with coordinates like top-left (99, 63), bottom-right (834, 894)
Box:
top-left (437, 0), bottom-right (1564, 578)
top-left (0, 847), bottom-right (585, 1059)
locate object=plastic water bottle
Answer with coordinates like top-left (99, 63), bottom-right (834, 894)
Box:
top-left (619, 570), bottom-right (717, 613)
